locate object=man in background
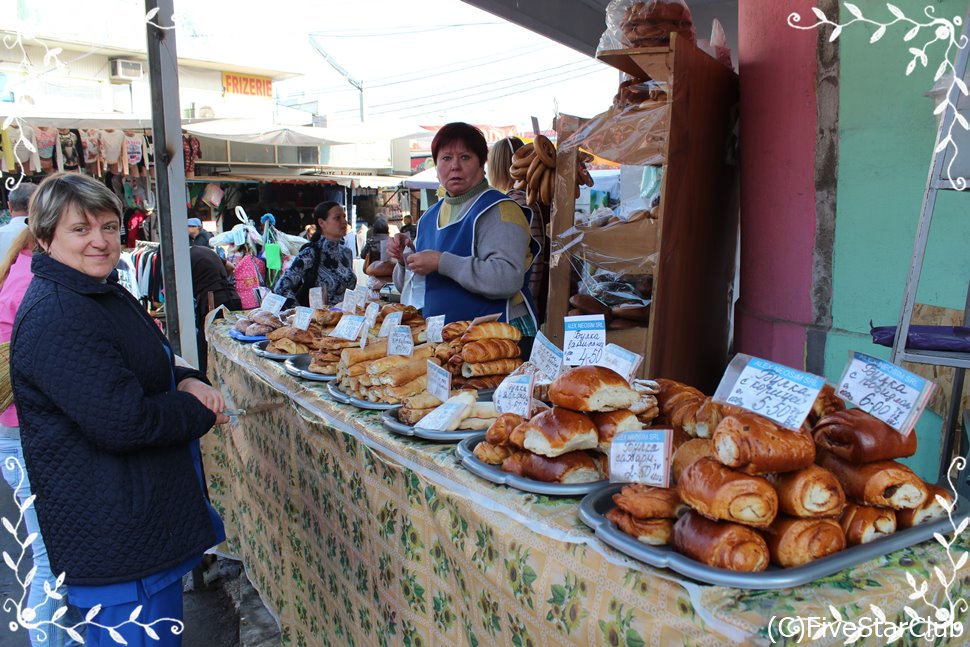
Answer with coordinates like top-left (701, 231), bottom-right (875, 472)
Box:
top-left (0, 183), bottom-right (35, 259)
top-left (400, 214), bottom-right (417, 238)
top-left (188, 217), bottom-right (213, 248)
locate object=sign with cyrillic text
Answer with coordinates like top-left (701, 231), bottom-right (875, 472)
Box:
top-left (596, 343), bottom-right (643, 382)
top-left (261, 293), bottom-right (286, 316)
top-left (529, 331), bottom-right (563, 381)
top-left (837, 351), bottom-right (934, 435)
top-left (294, 307), bottom-right (313, 331)
top-left (388, 325), bottom-right (414, 356)
top-left (378, 311), bottom-right (403, 338)
top-left (330, 315), bottom-right (366, 341)
top-left (494, 373), bottom-right (535, 418)
top-left (609, 429), bottom-right (671, 487)
top-left (563, 315), bottom-right (606, 366)
top-left (427, 361), bottom-right (452, 404)
top-left (714, 354), bottom-right (825, 430)
top-left (426, 315), bottom-right (446, 343)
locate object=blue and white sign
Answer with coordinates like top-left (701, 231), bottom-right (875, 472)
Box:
top-left (837, 351), bottom-right (934, 435)
top-left (609, 429), bottom-right (672, 487)
top-left (563, 314), bottom-right (606, 366)
top-left (596, 343), bottom-right (643, 382)
top-left (714, 354), bottom-right (826, 430)
top-left (529, 331), bottom-right (564, 381)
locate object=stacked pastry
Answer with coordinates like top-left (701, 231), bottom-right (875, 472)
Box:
top-left (334, 337), bottom-right (439, 404)
top-left (406, 391), bottom-right (500, 431)
top-left (432, 321), bottom-right (524, 390)
top-left (606, 483), bottom-right (688, 546)
top-left (234, 308), bottom-right (285, 338)
top-left (472, 366), bottom-right (639, 484)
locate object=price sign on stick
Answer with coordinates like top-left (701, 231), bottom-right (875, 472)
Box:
top-left (494, 373), bottom-right (535, 418)
top-left (378, 311), bottom-right (403, 338)
top-left (309, 287), bottom-right (325, 311)
top-left (294, 307), bottom-right (313, 331)
top-left (563, 315), bottom-right (606, 366)
top-left (388, 325), bottom-right (414, 356)
top-left (426, 315), bottom-right (446, 343)
top-left (427, 361), bottom-right (452, 404)
top-left (330, 315), bottom-right (366, 341)
top-left (261, 293), bottom-right (286, 316)
top-left (596, 343), bottom-right (643, 382)
top-left (530, 331), bottom-right (563, 381)
top-left (609, 430), bottom-right (672, 487)
top-left (837, 351), bottom-right (935, 434)
top-left (360, 302), bottom-right (380, 349)
top-left (713, 354), bottom-right (825, 430)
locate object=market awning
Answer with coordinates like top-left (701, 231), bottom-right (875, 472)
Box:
top-left (0, 107), bottom-right (169, 129)
top-left (404, 166), bottom-right (439, 189)
top-left (183, 118), bottom-right (433, 147)
top-left (187, 172), bottom-right (409, 189)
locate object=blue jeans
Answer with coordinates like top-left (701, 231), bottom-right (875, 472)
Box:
top-left (0, 434), bottom-right (82, 647)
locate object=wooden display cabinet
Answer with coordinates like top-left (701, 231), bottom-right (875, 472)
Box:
top-left (546, 34), bottom-right (739, 393)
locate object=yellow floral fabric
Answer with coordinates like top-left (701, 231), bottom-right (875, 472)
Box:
top-left (203, 321), bottom-right (969, 647)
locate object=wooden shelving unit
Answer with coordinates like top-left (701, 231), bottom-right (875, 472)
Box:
top-left (547, 33), bottom-right (739, 393)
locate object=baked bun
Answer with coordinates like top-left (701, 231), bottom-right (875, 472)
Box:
top-left (813, 408), bottom-right (917, 463)
top-left (712, 413), bottom-right (816, 474)
top-left (764, 516), bottom-right (846, 568)
top-left (520, 407), bottom-right (598, 457)
top-left (549, 366), bottom-right (638, 412)
top-left (606, 508), bottom-right (673, 545)
top-left (441, 321), bottom-right (471, 342)
top-left (501, 450), bottom-right (602, 483)
top-left (670, 438), bottom-right (712, 483)
top-left (485, 413), bottom-right (526, 446)
top-left (473, 441), bottom-right (514, 465)
top-left (896, 483), bottom-right (953, 528)
top-left (840, 503), bottom-right (896, 546)
top-left (460, 322), bottom-right (522, 343)
top-left (612, 483), bottom-right (687, 519)
top-left (590, 409), bottom-right (642, 453)
top-left (678, 457), bottom-right (778, 528)
top-left (672, 511), bottom-right (769, 573)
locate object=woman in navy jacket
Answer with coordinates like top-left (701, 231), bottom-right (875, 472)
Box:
top-left (11, 173), bottom-right (228, 646)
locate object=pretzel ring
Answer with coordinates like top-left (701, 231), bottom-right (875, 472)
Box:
top-left (533, 134), bottom-right (556, 167)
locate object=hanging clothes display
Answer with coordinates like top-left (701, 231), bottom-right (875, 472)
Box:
top-left (34, 126), bottom-right (57, 174)
top-left (99, 128), bottom-right (126, 174)
top-left (80, 129), bottom-right (102, 176)
top-left (130, 241), bottom-right (165, 305)
top-left (57, 129), bottom-right (82, 172)
top-left (2, 124), bottom-right (41, 174)
top-left (182, 133), bottom-right (202, 178)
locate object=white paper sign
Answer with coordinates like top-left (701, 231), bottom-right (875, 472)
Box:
top-left (359, 302), bottom-right (381, 349)
top-left (529, 331), bottom-right (564, 381)
top-left (494, 373), bottom-right (535, 418)
top-left (596, 343), bottom-right (643, 382)
top-left (378, 311), bottom-right (403, 338)
top-left (294, 307), bottom-right (314, 331)
top-left (330, 315), bottom-right (366, 341)
top-left (309, 287), bottom-right (325, 310)
top-left (388, 325), bottom-right (415, 356)
top-left (469, 313), bottom-right (502, 327)
top-left (836, 351), bottom-right (935, 434)
top-left (426, 315), bottom-right (446, 343)
top-left (609, 429), bottom-right (672, 487)
top-left (353, 287), bottom-right (367, 313)
top-left (340, 290), bottom-right (355, 314)
top-left (261, 293), bottom-right (286, 316)
top-left (427, 360), bottom-right (452, 404)
top-left (563, 315), bottom-right (607, 366)
top-left (415, 401), bottom-right (466, 432)
top-left (713, 354), bottom-right (826, 430)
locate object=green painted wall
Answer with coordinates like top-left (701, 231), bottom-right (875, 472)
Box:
top-left (825, 0), bottom-right (970, 479)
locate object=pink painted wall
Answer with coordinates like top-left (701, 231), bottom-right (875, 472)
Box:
top-left (735, 0), bottom-right (818, 369)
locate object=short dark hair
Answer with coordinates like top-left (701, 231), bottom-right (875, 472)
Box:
top-left (371, 217), bottom-right (389, 235)
top-left (309, 200), bottom-right (343, 242)
top-left (8, 182), bottom-right (37, 213)
top-left (431, 122), bottom-right (488, 166)
top-left (29, 173), bottom-right (121, 246)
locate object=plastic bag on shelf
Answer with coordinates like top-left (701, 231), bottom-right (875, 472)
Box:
top-left (559, 101), bottom-right (669, 166)
top-left (597, 0), bottom-right (696, 54)
top-left (697, 18), bottom-right (733, 69)
top-left (613, 75), bottom-right (669, 110)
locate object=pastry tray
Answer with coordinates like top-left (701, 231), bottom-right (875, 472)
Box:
top-left (326, 382), bottom-right (399, 411)
top-left (381, 397), bottom-right (490, 442)
top-left (251, 339), bottom-right (308, 361)
top-left (579, 483), bottom-right (970, 590)
top-left (283, 355), bottom-right (336, 382)
top-left (456, 433), bottom-right (608, 496)
top-left (229, 328), bottom-right (267, 343)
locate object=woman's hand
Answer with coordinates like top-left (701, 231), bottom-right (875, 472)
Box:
top-left (386, 233), bottom-right (410, 263)
top-left (178, 378), bottom-right (230, 425)
top-left (406, 250), bottom-right (441, 276)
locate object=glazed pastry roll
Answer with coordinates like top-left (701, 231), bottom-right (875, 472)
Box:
top-left (368, 346), bottom-right (433, 375)
top-left (441, 321), bottom-right (471, 342)
top-left (398, 407), bottom-right (434, 426)
top-left (896, 483), bottom-right (954, 529)
top-left (764, 516), bottom-right (846, 567)
top-left (670, 438), bottom-right (713, 484)
top-left (806, 383), bottom-right (846, 428)
top-left (459, 322), bottom-right (522, 343)
top-left (461, 338), bottom-right (521, 363)
top-left (816, 450), bottom-right (927, 510)
top-left (672, 511), bottom-right (770, 572)
top-left (590, 409), bottom-right (642, 454)
top-left (678, 457), bottom-right (778, 528)
top-left (520, 407), bottom-right (598, 457)
top-left (501, 450), bottom-right (602, 484)
top-left (769, 465), bottom-right (846, 518)
top-left (712, 413), bottom-right (816, 475)
top-left (379, 357), bottom-right (440, 387)
top-left (485, 413), bottom-right (526, 446)
top-left (473, 441), bottom-right (514, 465)
top-left (840, 503), bottom-right (896, 546)
top-left (612, 483), bottom-right (687, 519)
top-left (813, 408), bottom-right (917, 463)
top-left (462, 375), bottom-right (505, 390)
top-left (461, 358), bottom-right (523, 378)
top-left (606, 508), bottom-right (673, 546)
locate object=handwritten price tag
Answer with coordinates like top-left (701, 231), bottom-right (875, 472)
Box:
top-left (426, 315), bottom-right (446, 343)
top-left (609, 430), bottom-right (672, 487)
top-left (713, 354), bottom-right (825, 430)
top-left (330, 315), bottom-right (366, 341)
top-left (388, 325), bottom-right (414, 356)
top-left (378, 311), bottom-right (403, 338)
top-left (415, 401), bottom-right (466, 432)
top-left (530, 331), bottom-right (563, 381)
top-left (469, 313), bottom-right (502, 327)
top-left (596, 343), bottom-right (643, 382)
top-left (261, 293), bottom-right (286, 316)
top-left (340, 290), bottom-right (355, 314)
top-left (427, 361), bottom-right (452, 404)
top-left (563, 315), bottom-right (606, 366)
top-left (309, 287), bottom-right (325, 310)
top-left (494, 373), bottom-right (535, 418)
top-left (837, 352), bottom-right (935, 434)
top-left (360, 302), bottom-right (380, 349)
top-left (294, 307), bottom-right (314, 331)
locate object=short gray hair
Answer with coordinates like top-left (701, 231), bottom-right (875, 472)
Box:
top-left (29, 173), bottom-right (122, 245)
top-left (8, 182), bottom-right (37, 213)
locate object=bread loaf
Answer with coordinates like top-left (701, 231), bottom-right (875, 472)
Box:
top-left (606, 508), bottom-right (673, 546)
top-left (461, 339), bottom-right (521, 363)
top-left (764, 517), bottom-right (846, 568)
top-left (655, 378), bottom-right (740, 438)
top-left (485, 413), bottom-right (525, 446)
top-left (769, 465), bottom-right (846, 518)
top-left (501, 450), bottom-right (602, 483)
top-left (896, 483), bottom-right (953, 529)
top-left (473, 441), bottom-right (514, 465)
top-left (840, 503), bottom-right (896, 546)
top-left (712, 413), bottom-right (816, 474)
top-left (380, 357), bottom-right (440, 387)
top-left (369, 345), bottom-right (433, 375)
top-left (549, 366), bottom-right (638, 412)
top-left (816, 450), bottom-right (928, 510)
top-left (671, 438), bottom-right (712, 484)
top-left (340, 339), bottom-right (389, 367)
top-left (461, 358), bottom-right (523, 378)
top-left (672, 511), bottom-right (770, 573)
top-left (520, 407), bottom-right (598, 457)
top-left (460, 322), bottom-right (522, 343)
top-left (813, 408), bottom-right (917, 463)
top-left (678, 457), bottom-right (778, 528)
top-left (589, 409), bottom-right (642, 453)
top-left (612, 483), bottom-right (687, 519)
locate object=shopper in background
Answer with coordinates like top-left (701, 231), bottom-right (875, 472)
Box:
top-left (190, 245), bottom-right (242, 376)
top-left (0, 182), bottom-right (35, 260)
top-left (362, 216), bottom-right (389, 272)
top-left (399, 214), bottom-right (417, 238)
top-left (11, 172), bottom-right (227, 647)
top-left (273, 200), bottom-right (356, 307)
top-left (487, 136), bottom-right (526, 203)
top-left (187, 217), bottom-right (212, 248)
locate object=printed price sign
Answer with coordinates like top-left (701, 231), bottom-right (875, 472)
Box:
top-left (713, 354), bottom-right (826, 430)
top-left (309, 287), bottom-right (325, 310)
top-left (469, 313), bottom-right (502, 327)
top-left (530, 331), bottom-right (563, 381)
top-left (378, 311), bottom-right (403, 338)
top-left (330, 315), bottom-right (366, 341)
top-left (427, 360), bottom-right (452, 404)
top-left (596, 343), bottom-right (643, 382)
top-left (294, 307), bottom-right (314, 331)
top-left (340, 290), bottom-right (355, 314)
top-left (609, 429), bottom-right (672, 487)
top-left (563, 315), bottom-right (606, 366)
top-left (261, 293), bottom-right (286, 316)
top-left (494, 373), bottom-right (535, 418)
top-left (388, 325), bottom-right (414, 356)
top-left (360, 302), bottom-right (380, 349)
top-left (426, 315), bottom-right (446, 343)
top-left (837, 351), bottom-right (935, 434)
top-left (415, 401), bottom-right (466, 432)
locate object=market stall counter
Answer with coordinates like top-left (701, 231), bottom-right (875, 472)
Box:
top-left (202, 319), bottom-right (970, 646)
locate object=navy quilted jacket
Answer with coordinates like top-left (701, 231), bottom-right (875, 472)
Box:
top-left (11, 253), bottom-right (220, 585)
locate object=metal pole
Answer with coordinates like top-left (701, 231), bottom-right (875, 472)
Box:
top-left (145, 0), bottom-right (199, 368)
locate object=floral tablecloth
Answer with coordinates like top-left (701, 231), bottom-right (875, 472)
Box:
top-left (203, 321), bottom-right (969, 646)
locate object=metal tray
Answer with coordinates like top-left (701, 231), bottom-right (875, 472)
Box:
top-left (251, 339), bottom-right (308, 361)
top-left (579, 483), bottom-right (970, 590)
top-left (381, 407), bottom-right (487, 442)
top-left (283, 355), bottom-right (336, 382)
top-left (326, 382), bottom-right (399, 411)
top-left (456, 433), bottom-right (608, 496)
top-left (228, 328), bottom-right (267, 343)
